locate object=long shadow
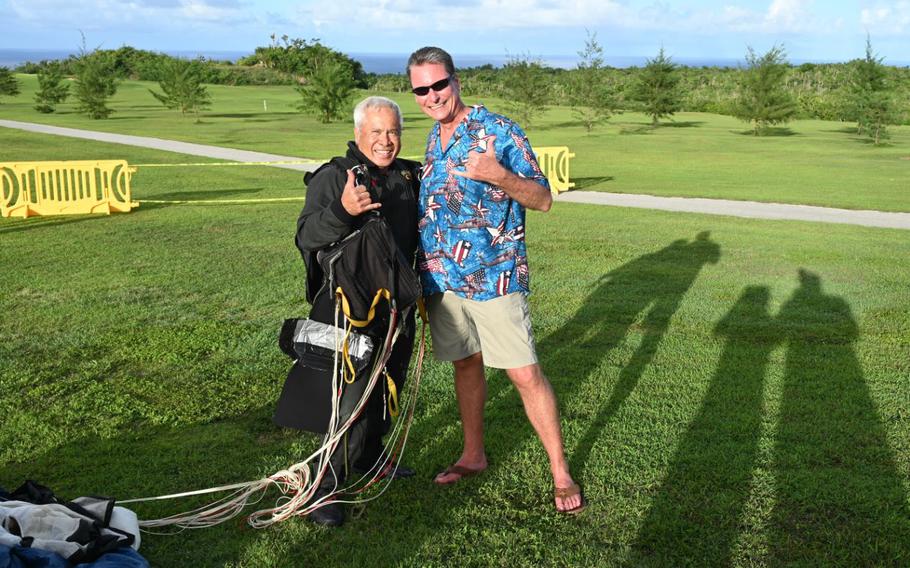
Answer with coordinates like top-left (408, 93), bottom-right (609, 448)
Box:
top-left (630, 286), bottom-right (776, 565)
top-left (148, 186), bottom-right (266, 201)
top-left (381, 231), bottom-right (720, 564)
top-left (564, 232), bottom-right (721, 478)
top-left (770, 269), bottom-right (910, 564)
top-left (0, 214), bottom-right (107, 235)
top-left (572, 176), bottom-right (614, 189)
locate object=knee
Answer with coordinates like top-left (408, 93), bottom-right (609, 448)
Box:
top-left (453, 353), bottom-right (483, 374)
top-left (507, 364), bottom-right (547, 391)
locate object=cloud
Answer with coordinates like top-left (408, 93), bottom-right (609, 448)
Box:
top-left (8, 0), bottom-right (249, 29)
top-left (861, 1), bottom-right (910, 34)
top-left (292, 0), bottom-right (847, 39)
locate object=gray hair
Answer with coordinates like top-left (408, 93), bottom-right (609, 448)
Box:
top-left (406, 46), bottom-right (455, 78)
top-left (353, 96), bottom-right (403, 130)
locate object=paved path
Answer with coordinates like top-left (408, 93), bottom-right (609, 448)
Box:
top-left (3, 119), bottom-right (909, 229)
top-left (0, 119), bottom-right (319, 173)
top-left (557, 191), bottom-right (910, 230)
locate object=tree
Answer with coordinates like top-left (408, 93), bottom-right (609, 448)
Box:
top-left (0, 67), bottom-right (21, 103)
top-left (149, 58), bottom-right (212, 122)
top-left (241, 35), bottom-right (367, 87)
top-left (73, 47), bottom-right (118, 119)
top-left (296, 57), bottom-right (355, 123)
top-left (568, 31), bottom-right (614, 133)
top-left (501, 54), bottom-right (551, 128)
top-left (632, 47), bottom-right (681, 126)
top-left (33, 62), bottom-right (70, 113)
top-left (732, 45), bottom-right (797, 135)
top-left (848, 36), bottom-right (899, 145)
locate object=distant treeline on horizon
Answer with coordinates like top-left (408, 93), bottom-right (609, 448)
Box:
top-left (2, 48), bottom-right (909, 75)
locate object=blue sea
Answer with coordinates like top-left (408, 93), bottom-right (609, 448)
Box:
top-left (2, 48), bottom-right (905, 72)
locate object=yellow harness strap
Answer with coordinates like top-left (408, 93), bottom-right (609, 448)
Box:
top-left (336, 287), bottom-right (392, 328)
top-left (385, 371), bottom-right (400, 418)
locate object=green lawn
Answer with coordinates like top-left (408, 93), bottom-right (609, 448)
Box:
top-left (1, 131), bottom-right (908, 566)
top-left (2, 73), bottom-right (909, 212)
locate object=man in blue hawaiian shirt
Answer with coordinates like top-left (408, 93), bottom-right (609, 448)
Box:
top-left (408, 46), bottom-right (585, 514)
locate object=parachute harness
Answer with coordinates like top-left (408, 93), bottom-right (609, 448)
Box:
top-left (121, 268), bottom-right (427, 532)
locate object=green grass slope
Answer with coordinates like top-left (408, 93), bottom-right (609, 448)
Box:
top-left (1, 134), bottom-right (908, 566)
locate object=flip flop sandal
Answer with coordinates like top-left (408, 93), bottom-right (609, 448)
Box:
top-left (434, 464), bottom-right (485, 485)
top-left (554, 483), bottom-right (587, 515)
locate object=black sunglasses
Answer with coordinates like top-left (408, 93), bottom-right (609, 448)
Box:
top-left (411, 76), bottom-right (452, 96)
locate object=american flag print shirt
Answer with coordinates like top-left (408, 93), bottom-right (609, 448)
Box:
top-left (417, 105), bottom-right (549, 301)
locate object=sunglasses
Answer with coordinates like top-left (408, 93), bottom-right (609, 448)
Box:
top-left (411, 76), bottom-right (452, 96)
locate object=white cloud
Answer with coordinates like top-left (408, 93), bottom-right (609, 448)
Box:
top-left (293, 0), bottom-right (846, 39)
top-left (861, 1), bottom-right (910, 34)
top-left (8, 0), bottom-right (248, 29)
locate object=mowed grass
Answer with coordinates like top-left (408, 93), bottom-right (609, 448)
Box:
top-left (1, 73), bottom-right (909, 211)
top-left (1, 134), bottom-right (909, 566)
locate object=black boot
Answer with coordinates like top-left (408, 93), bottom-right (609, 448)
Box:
top-left (307, 484), bottom-right (345, 527)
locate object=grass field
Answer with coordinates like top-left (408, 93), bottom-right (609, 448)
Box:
top-left (1, 85), bottom-right (909, 566)
top-left (1, 73), bottom-right (909, 212)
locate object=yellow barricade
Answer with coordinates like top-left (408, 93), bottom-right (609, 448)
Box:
top-left (535, 146), bottom-right (575, 194)
top-left (0, 160), bottom-right (138, 218)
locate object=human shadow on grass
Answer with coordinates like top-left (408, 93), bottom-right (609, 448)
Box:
top-left (563, 232), bottom-right (721, 479)
top-left (572, 176), bottom-right (614, 189)
top-left (769, 269), bottom-right (910, 564)
top-left (630, 286), bottom-right (775, 565)
top-left (629, 270), bottom-right (910, 565)
top-left (357, 232), bottom-right (722, 565)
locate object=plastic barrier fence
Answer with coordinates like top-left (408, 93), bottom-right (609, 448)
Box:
top-left (535, 146), bottom-right (575, 194)
top-left (0, 160), bottom-right (138, 218)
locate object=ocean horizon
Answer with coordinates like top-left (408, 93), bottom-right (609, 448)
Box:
top-left (1, 48), bottom-right (907, 73)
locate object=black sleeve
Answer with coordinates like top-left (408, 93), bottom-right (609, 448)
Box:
top-left (295, 166), bottom-right (357, 254)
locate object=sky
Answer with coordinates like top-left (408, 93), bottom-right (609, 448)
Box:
top-left (2, 0), bottom-right (909, 64)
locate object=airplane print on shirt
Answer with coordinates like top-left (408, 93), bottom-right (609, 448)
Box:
top-left (418, 105), bottom-right (549, 301)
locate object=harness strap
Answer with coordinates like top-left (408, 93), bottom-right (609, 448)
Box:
top-left (335, 286), bottom-right (392, 328)
top-left (385, 371), bottom-right (400, 418)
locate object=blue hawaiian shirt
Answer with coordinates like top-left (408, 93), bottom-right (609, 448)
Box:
top-left (417, 105), bottom-right (549, 301)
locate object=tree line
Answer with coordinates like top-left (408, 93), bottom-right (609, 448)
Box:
top-left (0, 34), bottom-right (906, 143)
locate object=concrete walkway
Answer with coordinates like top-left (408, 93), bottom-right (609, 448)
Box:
top-left (3, 119), bottom-right (909, 229)
top-left (557, 191), bottom-right (910, 230)
top-left (0, 119), bottom-right (319, 173)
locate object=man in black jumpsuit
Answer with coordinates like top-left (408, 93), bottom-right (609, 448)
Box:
top-left (274, 96), bottom-right (419, 527)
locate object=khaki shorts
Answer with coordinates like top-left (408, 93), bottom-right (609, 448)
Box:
top-left (426, 291), bottom-right (538, 369)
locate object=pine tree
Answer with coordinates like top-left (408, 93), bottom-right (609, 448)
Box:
top-left (849, 37), bottom-right (899, 145)
top-left (296, 57), bottom-right (355, 123)
top-left (149, 58), bottom-right (212, 122)
top-left (568, 31), bottom-right (614, 133)
top-left (74, 49), bottom-right (118, 119)
top-left (34, 63), bottom-right (70, 113)
top-left (732, 45), bottom-right (797, 135)
top-left (502, 54), bottom-right (550, 128)
top-left (633, 47), bottom-right (681, 126)
top-left (0, 67), bottom-right (21, 103)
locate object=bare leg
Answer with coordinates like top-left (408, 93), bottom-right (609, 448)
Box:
top-left (435, 353), bottom-right (489, 483)
top-left (506, 363), bottom-right (582, 512)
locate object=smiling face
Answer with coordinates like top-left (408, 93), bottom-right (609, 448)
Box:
top-left (409, 62), bottom-right (464, 126)
top-left (354, 106), bottom-right (401, 169)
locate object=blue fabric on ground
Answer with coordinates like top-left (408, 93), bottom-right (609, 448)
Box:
top-left (0, 544), bottom-right (70, 568)
top-left (0, 545), bottom-right (149, 568)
